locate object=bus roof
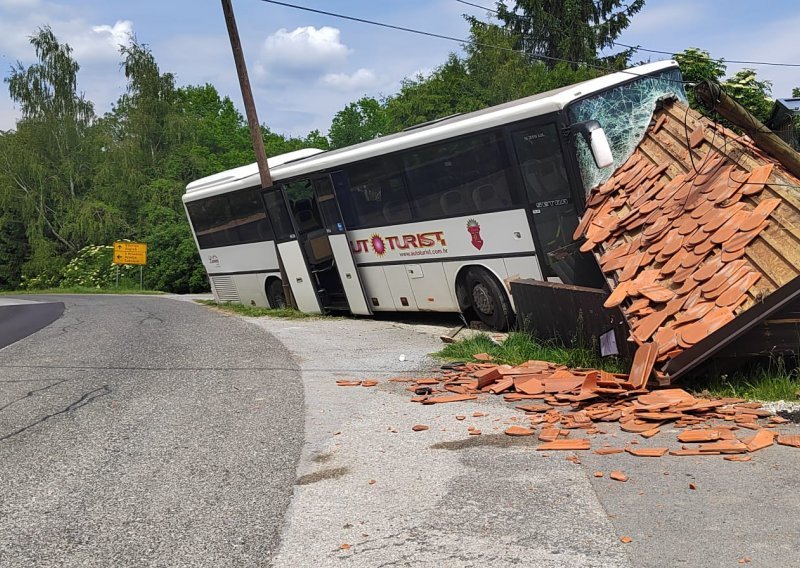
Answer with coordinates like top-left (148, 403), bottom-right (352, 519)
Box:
top-left (184, 147), bottom-right (325, 194)
top-left (184, 60), bottom-right (678, 203)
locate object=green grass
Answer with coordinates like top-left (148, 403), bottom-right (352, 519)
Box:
top-left (0, 287), bottom-right (163, 295)
top-left (436, 331), bottom-right (626, 372)
top-left (689, 358), bottom-right (800, 402)
top-left (194, 299), bottom-right (319, 319)
top-left (438, 332), bottom-right (800, 401)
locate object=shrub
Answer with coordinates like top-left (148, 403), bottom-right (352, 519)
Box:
top-left (59, 244), bottom-right (138, 288)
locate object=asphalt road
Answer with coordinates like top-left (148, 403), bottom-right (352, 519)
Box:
top-left (0, 295), bottom-right (303, 567)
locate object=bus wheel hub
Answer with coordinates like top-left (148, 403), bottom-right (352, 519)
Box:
top-left (472, 284), bottom-right (494, 315)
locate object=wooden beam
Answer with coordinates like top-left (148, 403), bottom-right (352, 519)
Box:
top-left (694, 80), bottom-right (800, 181)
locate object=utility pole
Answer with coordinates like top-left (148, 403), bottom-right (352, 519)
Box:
top-left (221, 0), bottom-right (295, 308)
top-left (695, 80), bottom-right (800, 181)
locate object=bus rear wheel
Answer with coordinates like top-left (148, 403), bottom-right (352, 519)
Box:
top-left (266, 278), bottom-right (286, 309)
top-left (465, 268), bottom-right (514, 331)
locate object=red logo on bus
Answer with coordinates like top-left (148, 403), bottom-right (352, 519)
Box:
top-left (370, 234), bottom-right (386, 256)
top-left (467, 219), bottom-right (483, 250)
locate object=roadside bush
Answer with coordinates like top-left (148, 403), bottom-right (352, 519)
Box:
top-left (59, 244), bottom-right (138, 288)
top-left (19, 238), bottom-right (66, 289)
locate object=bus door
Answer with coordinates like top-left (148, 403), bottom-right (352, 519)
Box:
top-left (261, 187), bottom-right (322, 314)
top-left (309, 174), bottom-right (371, 315)
top-left (276, 176), bottom-right (371, 315)
top-left (510, 122), bottom-right (587, 282)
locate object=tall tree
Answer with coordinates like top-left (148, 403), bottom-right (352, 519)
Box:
top-left (462, 19), bottom-right (600, 106)
top-left (328, 97), bottom-right (390, 149)
top-left (673, 48), bottom-right (726, 113)
top-left (495, 0), bottom-right (645, 70)
top-left (116, 39), bottom-right (179, 170)
top-left (1, 27), bottom-right (119, 283)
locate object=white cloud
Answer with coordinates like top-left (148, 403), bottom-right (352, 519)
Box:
top-left (319, 68), bottom-right (379, 91)
top-left (70, 20), bottom-right (133, 61)
top-left (261, 26), bottom-right (351, 70)
top-left (0, 0), bottom-right (134, 63)
top-left (91, 20), bottom-right (133, 50)
top-left (0, 0), bottom-right (138, 129)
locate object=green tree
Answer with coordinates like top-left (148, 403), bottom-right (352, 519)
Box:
top-left (722, 69), bottom-right (773, 124)
top-left (0, 210), bottom-right (28, 289)
top-left (673, 48), bottom-right (773, 125)
top-left (495, 0), bottom-right (646, 70)
top-left (141, 204), bottom-right (207, 293)
top-left (328, 97), bottom-right (390, 148)
top-left (673, 47), bottom-right (726, 113)
top-left (303, 129), bottom-right (330, 150)
top-left (383, 54), bottom-right (484, 132)
top-left (0, 27), bottom-right (118, 285)
top-left (463, 19), bottom-right (599, 106)
top-left (365, 19), bottom-right (598, 135)
top-left (116, 39), bottom-right (179, 171)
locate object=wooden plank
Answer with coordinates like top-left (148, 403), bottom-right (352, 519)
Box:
top-left (743, 238), bottom-right (794, 288)
top-left (756, 227), bottom-right (800, 280)
top-left (639, 137), bottom-right (688, 180)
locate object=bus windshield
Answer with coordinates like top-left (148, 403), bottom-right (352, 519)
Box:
top-left (567, 67), bottom-right (686, 193)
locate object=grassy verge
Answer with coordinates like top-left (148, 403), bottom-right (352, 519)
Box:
top-left (0, 287), bottom-right (163, 295)
top-left (436, 331), bottom-right (626, 373)
top-left (690, 358), bottom-right (800, 402)
top-left (194, 299), bottom-right (319, 319)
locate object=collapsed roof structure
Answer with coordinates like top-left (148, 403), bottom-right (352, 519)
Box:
top-left (574, 97), bottom-right (800, 384)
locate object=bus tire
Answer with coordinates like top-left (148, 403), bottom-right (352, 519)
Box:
top-left (465, 268), bottom-right (514, 331)
top-left (266, 278), bottom-right (286, 309)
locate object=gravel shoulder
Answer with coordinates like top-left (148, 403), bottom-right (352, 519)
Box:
top-left (241, 311), bottom-right (800, 568)
top-left (242, 314), bottom-right (630, 568)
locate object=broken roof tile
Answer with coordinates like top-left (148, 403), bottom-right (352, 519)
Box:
top-left (575, 101), bottom-right (800, 384)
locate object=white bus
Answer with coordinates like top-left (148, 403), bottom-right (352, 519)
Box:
top-left (183, 60), bottom-right (685, 330)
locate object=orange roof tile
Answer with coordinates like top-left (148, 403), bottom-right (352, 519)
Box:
top-left (576, 100), bottom-right (800, 382)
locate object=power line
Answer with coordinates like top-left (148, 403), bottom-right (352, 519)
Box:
top-left (257, 0), bottom-right (690, 84)
top-left (455, 0), bottom-right (800, 68)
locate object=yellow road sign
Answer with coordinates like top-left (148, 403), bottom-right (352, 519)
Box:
top-left (113, 241), bottom-right (147, 265)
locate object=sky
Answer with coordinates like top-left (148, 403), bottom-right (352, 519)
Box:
top-left (0, 0), bottom-right (798, 137)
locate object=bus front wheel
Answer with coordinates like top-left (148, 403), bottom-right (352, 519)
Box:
top-left (266, 278), bottom-right (287, 309)
top-left (465, 268), bottom-right (514, 331)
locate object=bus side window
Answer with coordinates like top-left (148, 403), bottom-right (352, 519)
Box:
top-left (511, 123), bottom-right (577, 254)
top-left (403, 132), bottom-right (515, 221)
top-left (228, 188), bottom-right (274, 243)
top-left (262, 189), bottom-right (295, 240)
top-left (188, 194), bottom-right (233, 249)
top-left (344, 157), bottom-right (411, 228)
top-left (512, 125), bottom-right (571, 202)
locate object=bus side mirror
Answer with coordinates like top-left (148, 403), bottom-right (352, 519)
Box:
top-left (570, 120), bottom-right (614, 169)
